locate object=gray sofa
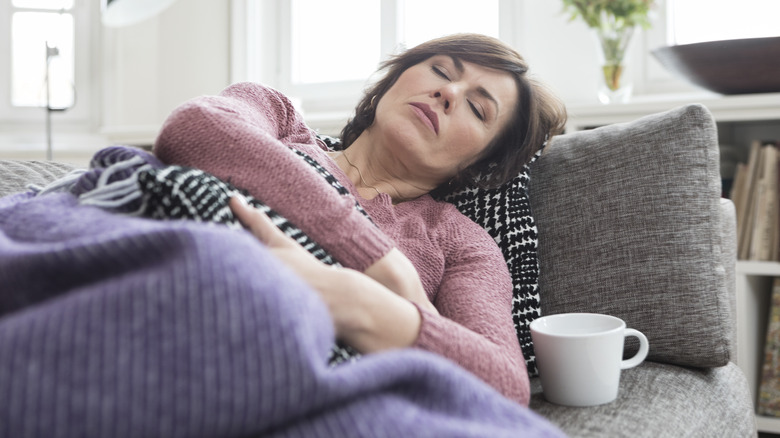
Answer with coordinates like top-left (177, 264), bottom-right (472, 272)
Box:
top-left (0, 104), bottom-right (756, 437)
top-left (529, 104), bottom-right (755, 437)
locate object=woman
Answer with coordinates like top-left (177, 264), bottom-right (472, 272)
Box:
top-left (154, 33), bottom-right (567, 406)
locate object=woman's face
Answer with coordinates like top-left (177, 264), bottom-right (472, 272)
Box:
top-left (372, 55), bottom-right (518, 184)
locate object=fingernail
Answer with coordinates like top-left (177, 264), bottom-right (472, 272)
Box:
top-left (234, 193), bottom-right (249, 206)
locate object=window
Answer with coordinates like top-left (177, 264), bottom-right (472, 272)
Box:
top-left (1, 0), bottom-right (90, 124)
top-left (12, 1), bottom-right (75, 109)
top-left (11, 0), bottom-right (74, 108)
top-left (288, 0), bottom-right (499, 86)
top-left (400, 0), bottom-right (498, 51)
top-left (668, 0), bottom-right (780, 44)
top-left (290, 0), bottom-right (381, 85)
top-left (249, 0), bottom-right (501, 124)
top-left (245, 0), bottom-right (780, 122)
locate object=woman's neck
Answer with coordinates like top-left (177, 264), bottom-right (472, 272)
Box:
top-left (330, 137), bottom-right (435, 204)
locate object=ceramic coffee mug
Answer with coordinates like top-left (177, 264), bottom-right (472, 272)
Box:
top-left (530, 313), bottom-right (649, 407)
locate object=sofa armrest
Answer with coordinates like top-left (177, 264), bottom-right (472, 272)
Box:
top-left (720, 198), bottom-right (738, 354)
top-left (0, 160), bottom-right (78, 198)
top-left (529, 104), bottom-right (734, 368)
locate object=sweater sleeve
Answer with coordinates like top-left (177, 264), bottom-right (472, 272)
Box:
top-left (412, 219), bottom-right (530, 406)
top-left (153, 82), bottom-right (393, 271)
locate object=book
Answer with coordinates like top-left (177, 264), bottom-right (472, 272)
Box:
top-left (735, 141), bottom-right (763, 259)
top-left (731, 140), bottom-right (780, 261)
top-left (749, 143), bottom-right (780, 261)
top-left (759, 277), bottom-right (780, 417)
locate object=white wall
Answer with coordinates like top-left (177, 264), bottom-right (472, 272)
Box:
top-left (239, 0), bottom-right (678, 135)
top-left (502, 1), bottom-right (674, 107)
top-left (101, 0), bottom-right (232, 145)
top-left (512, 1), bottom-right (605, 104)
top-left (0, 0), bottom-right (231, 165)
top-left (1, 0), bottom-right (681, 164)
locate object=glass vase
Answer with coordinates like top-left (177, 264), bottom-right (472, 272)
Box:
top-left (594, 25), bottom-right (635, 104)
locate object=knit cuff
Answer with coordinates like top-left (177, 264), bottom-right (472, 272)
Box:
top-left (410, 303), bottom-right (451, 357)
top-left (336, 220), bottom-right (395, 272)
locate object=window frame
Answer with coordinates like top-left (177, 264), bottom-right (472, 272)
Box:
top-left (239, 0), bottom-right (512, 127)
top-left (276, 0), bottom-right (380, 113)
top-left (0, 0), bottom-right (94, 127)
top-left (634, 0), bottom-right (686, 94)
top-left (636, 0), bottom-right (712, 95)
top-left (236, 0), bottom-right (748, 130)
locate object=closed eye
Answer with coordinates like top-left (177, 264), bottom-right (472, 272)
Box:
top-left (469, 101), bottom-right (485, 121)
top-left (432, 66), bottom-right (450, 80)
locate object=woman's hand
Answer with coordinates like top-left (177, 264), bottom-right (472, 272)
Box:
top-left (228, 196), bottom-right (435, 314)
top-left (364, 249), bottom-right (438, 315)
top-left (229, 196), bottom-right (423, 352)
top-left (229, 196), bottom-right (330, 285)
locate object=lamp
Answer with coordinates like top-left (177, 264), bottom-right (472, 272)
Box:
top-left (102, 0), bottom-right (178, 28)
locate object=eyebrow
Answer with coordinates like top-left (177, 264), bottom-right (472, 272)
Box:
top-left (449, 56), bottom-right (500, 120)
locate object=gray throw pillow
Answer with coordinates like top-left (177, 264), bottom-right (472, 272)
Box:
top-left (0, 160), bottom-right (78, 198)
top-left (529, 104), bottom-right (732, 368)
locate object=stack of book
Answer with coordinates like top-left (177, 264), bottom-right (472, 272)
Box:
top-left (759, 277), bottom-right (780, 417)
top-left (730, 139), bottom-right (780, 261)
top-left (740, 139), bottom-right (780, 417)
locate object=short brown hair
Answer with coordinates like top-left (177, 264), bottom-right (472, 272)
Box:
top-left (339, 33), bottom-right (567, 193)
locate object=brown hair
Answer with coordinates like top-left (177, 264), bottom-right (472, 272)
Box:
top-left (339, 33), bottom-right (568, 193)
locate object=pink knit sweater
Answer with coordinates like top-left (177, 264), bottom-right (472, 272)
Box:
top-left (154, 82), bottom-right (530, 406)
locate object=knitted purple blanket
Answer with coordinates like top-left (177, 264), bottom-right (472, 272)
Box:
top-left (0, 184), bottom-right (562, 436)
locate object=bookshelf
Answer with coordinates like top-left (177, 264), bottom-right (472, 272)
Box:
top-left (737, 261), bottom-right (780, 433)
top-left (565, 92), bottom-right (780, 130)
top-left (568, 92), bottom-right (780, 434)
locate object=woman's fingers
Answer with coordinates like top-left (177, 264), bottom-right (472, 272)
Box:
top-left (229, 195), bottom-right (293, 248)
top-left (364, 248), bottom-right (438, 314)
top-left (227, 195), bottom-right (427, 350)
top-left (229, 195), bottom-right (436, 317)
top-left (229, 195), bottom-right (337, 305)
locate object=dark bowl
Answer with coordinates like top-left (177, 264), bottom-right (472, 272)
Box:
top-left (651, 36), bottom-right (780, 95)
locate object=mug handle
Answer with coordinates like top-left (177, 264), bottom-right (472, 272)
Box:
top-left (621, 328), bottom-right (649, 370)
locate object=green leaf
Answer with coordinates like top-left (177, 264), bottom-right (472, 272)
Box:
top-left (560, 0), bottom-right (655, 30)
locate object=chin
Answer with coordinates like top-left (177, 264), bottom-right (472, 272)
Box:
top-left (377, 118), bottom-right (426, 150)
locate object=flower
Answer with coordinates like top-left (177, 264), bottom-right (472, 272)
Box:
top-left (561, 0), bottom-right (655, 100)
top-left (561, 0), bottom-right (655, 31)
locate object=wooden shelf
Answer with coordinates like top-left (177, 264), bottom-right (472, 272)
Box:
top-left (756, 415), bottom-right (780, 434)
top-left (737, 261), bottom-right (780, 276)
top-left (566, 92), bottom-right (780, 130)
top-left (736, 261), bottom-right (780, 434)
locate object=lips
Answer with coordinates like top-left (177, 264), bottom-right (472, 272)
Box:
top-left (410, 102), bottom-right (439, 135)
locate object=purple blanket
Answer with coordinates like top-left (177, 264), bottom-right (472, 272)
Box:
top-left (0, 169), bottom-right (563, 437)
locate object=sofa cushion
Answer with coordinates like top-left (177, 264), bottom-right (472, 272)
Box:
top-left (720, 198), bottom-right (738, 350)
top-left (440, 148), bottom-right (544, 376)
top-left (529, 104), bottom-right (732, 368)
top-left (529, 362), bottom-right (755, 437)
top-left (0, 160), bottom-right (78, 198)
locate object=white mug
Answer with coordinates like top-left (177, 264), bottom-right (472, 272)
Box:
top-left (530, 313), bottom-right (649, 407)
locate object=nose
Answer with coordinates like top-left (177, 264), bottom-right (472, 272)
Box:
top-left (433, 91), bottom-right (449, 111)
top-left (433, 84), bottom-right (460, 113)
